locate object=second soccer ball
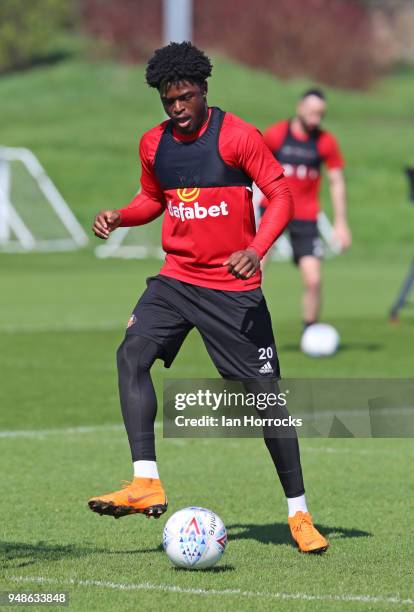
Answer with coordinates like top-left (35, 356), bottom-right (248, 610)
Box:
top-left (301, 323), bottom-right (340, 357)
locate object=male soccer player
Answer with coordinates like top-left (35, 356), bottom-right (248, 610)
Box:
top-left (260, 89), bottom-right (351, 335)
top-left (89, 42), bottom-right (328, 553)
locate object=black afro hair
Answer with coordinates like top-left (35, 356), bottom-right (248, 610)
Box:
top-left (145, 41), bottom-right (212, 91)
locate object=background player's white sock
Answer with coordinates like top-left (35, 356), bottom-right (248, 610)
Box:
top-left (287, 494), bottom-right (308, 517)
top-left (133, 460), bottom-right (160, 479)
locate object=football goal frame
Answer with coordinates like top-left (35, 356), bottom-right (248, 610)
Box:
top-left (0, 146), bottom-right (88, 252)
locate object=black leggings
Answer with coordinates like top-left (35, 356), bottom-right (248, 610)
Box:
top-left (117, 335), bottom-right (159, 462)
top-left (243, 379), bottom-right (305, 498)
top-left (117, 334), bottom-right (305, 498)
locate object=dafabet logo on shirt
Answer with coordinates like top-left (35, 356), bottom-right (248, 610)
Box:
top-left (176, 188), bottom-right (200, 202)
top-left (168, 188), bottom-right (229, 221)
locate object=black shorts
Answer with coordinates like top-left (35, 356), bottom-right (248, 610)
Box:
top-left (288, 220), bottom-right (324, 265)
top-left (125, 275), bottom-right (280, 380)
top-left (259, 206), bottom-right (323, 266)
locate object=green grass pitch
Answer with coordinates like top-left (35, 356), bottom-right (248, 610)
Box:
top-left (0, 56), bottom-right (414, 610)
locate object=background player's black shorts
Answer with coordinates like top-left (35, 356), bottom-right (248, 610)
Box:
top-left (288, 220), bottom-right (324, 265)
top-left (125, 275), bottom-right (280, 380)
top-left (258, 207), bottom-right (323, 266)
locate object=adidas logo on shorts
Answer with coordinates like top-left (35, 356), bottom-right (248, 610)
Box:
top-left (259, 361), bottom-right (274, 374)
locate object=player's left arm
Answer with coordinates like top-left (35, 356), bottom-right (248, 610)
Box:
top-left (223, 127), bottom-right (294, 279)
top-left (323, 133), bottom-right (352, 250)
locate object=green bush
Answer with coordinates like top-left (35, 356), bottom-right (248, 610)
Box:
top-left (0, 0), bottom-right (73, 73)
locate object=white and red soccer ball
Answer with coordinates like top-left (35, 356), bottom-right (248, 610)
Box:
top-left (163, 507), bottom-right (227, 569)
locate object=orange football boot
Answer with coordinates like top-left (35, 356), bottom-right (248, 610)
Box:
top-left (88, 477), bottom-right (168, 519)
top-left (288, 511), bottom-right (329, 553)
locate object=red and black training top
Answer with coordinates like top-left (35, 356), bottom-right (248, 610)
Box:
top-left (261, 119), bottom-right (344, 221)
top-left (118, 107), bottom-right (294, 290)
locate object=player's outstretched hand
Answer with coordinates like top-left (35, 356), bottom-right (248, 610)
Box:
top-left (223, 248), bottom-right (260, 280)
top-left (92, 210), bottom-right (121, 239)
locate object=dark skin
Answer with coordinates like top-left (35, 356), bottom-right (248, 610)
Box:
top-left (92, 80), bottom-right (260, 280)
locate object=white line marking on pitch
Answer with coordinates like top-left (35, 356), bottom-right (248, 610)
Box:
top-left (0, 423), bottom-right (161, 439)
top-left (0, 322), bottom-right (122, 334)
top-left (9, 576), bottom-right (413, 606)
top-left (305, 446), bottom-right (372, 455)
top-left (0, 424), bottom-right (123, 438)
top-left (0, 426), bottom-right (408, 456)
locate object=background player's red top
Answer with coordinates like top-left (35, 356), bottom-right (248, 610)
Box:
top-left (262, 120), bottom-right (344, 221)
top-left (117, 109), bottom-right (294, 290)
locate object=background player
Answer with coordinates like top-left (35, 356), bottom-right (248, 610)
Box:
top-left (89, 42), bottom-right (328, 553)
top-left (260, 89), bottom-right (352, 337)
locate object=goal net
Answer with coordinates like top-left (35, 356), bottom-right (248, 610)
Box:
top-left (0, 146), bottom-right (88, 252)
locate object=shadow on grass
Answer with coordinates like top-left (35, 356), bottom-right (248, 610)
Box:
top-left (0, 540), bottom-right (161, 569)
top-left (338, 342), bottom-right (382, 352)
top-left (227, 523), bottom-right (372, 546)
top-left (2, 51), bottom-right (72, 76)
top-left (109, 544), bottom-right (163, 555)
top-left (172, 564), bottom-right (235, 573)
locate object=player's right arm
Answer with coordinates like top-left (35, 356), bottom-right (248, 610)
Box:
top-left (221, 120), bottom-right (293, 279)
top-left (258, 122), bottom-right (288, 210)
top-left (92, 130), bottom-right (165, 240)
